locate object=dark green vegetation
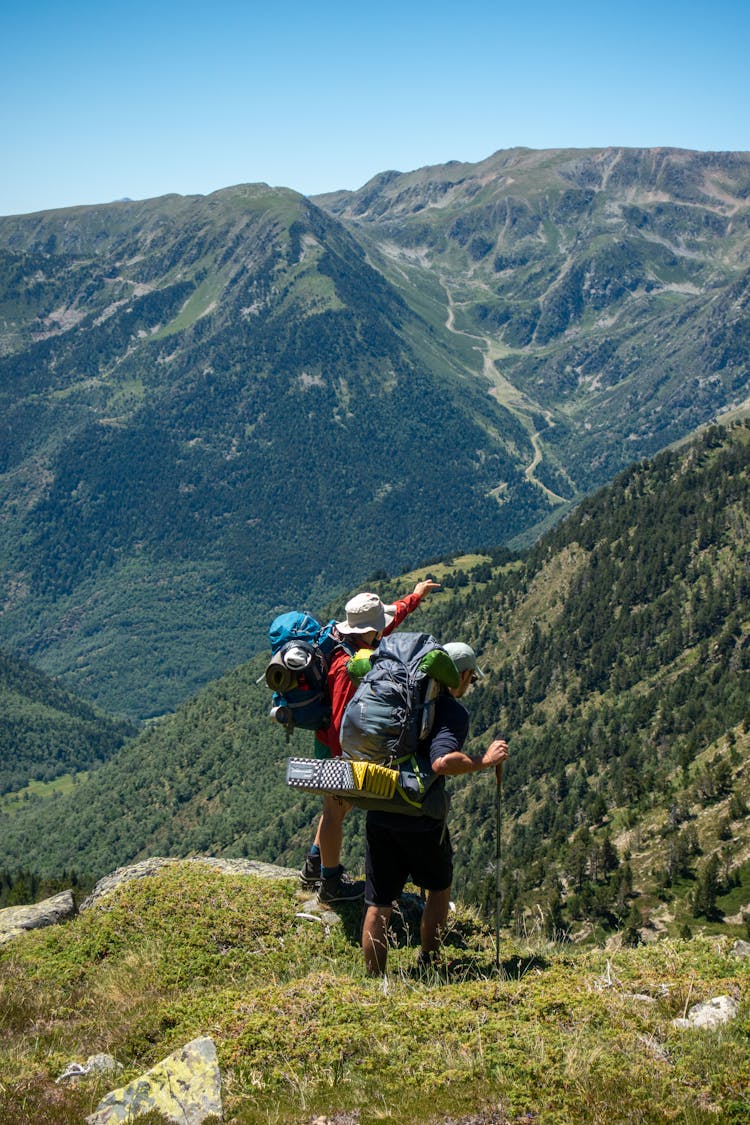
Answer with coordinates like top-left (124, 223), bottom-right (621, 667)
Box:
top-left (2, 423), bottom-right (749, 944)
top-left (0, 185), bottom-right (542, 719)
top-left (0, 864), bottom-right (748, 1123)
top-left (1, 149), bottom-right (749, 717)
top-left (414, 421), bottom-right (750, 941)
top-left (0, 647), bottom-right (134, 796)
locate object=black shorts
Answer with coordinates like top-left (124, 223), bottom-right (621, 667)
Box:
top-left (364, 819), bottom-right (453, 907)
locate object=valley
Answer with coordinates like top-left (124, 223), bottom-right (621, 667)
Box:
top-left (440, 273), bottom-right (569, 504)
top-left (2, 422), bottom-right (749, 956)
top-left (0, 145), bottom-right (749, 734)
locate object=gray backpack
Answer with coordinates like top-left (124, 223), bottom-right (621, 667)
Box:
top-left (286, 633), bottom-right (460, 819)
top-left (339, 632), bottom-right (460, 764)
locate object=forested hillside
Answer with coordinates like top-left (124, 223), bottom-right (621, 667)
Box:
top-left (417, 421), bottom-right (750, 938)
top-left (0, 185), bottom-right (543, 718)
top-left (1, 148), bottom-right (749, 719)
top-left (2, 423), bottom-right (748, 941)
top-left (0, 648), bottom-right (135, 796)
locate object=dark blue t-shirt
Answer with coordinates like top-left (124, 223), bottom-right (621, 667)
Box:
top-left (424, 691), bottom-right (470, 765)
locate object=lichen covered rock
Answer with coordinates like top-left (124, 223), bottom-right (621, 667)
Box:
top-left (86, 1036), bottom-right (222, 1124)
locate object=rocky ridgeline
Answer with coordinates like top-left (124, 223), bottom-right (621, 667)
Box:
top-left (77, 855), bottom-right (299, 909)
top-left (2, 857), bottom-right (748, 1124)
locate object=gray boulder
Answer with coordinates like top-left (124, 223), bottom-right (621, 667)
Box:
top-left (57, 1054), bottom-right (124, 1084)
top-left (672, 995), bottom-right (739, 1029)
top-left (0, 889), bottom-right (75, 945)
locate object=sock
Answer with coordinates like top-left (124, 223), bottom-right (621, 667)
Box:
top-left (321, 865), bottom-right (340, 879)
top-left (309, 844), bottom-right (321, 857)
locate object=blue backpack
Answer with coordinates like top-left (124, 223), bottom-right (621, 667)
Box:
top-left (264, 612), bottom-right (351, 737)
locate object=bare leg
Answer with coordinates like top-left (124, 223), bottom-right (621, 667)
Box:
top-left (362, 903), bottom-right (393, 976)
top-left (421, 887), bottom-right (451, 955)
top-left (317, 794), bottom-right (350, 870)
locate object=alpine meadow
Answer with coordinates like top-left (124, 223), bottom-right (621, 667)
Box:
top-left (1, 147), bottom-right (750, 1124)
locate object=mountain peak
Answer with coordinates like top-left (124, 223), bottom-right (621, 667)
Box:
top-left (1, 148), bottom-right (749, 716)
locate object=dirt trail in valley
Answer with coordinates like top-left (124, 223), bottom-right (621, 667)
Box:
top-left (441, 278), bottom-right (568, 505)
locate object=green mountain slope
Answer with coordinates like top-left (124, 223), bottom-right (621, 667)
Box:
top-left (1, 863), bottom-right (748, 1123)
top-left (422, 421), bottom-right (750, 939)
top-left (0, 648), bottom-right (135, 797)
top-left (317, 147), bottom-right (750, 495)
top-left (2, 149), bottom-right (749, 723)
top-left (2, 423), bottom-right (748, 943)
top-left (0, 185), bottom-right (544, 719)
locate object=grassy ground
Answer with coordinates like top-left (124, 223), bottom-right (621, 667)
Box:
top-left (0, 772), bottom-right (89, 816)
top-left (1, 863), bottom-right (748, 1123)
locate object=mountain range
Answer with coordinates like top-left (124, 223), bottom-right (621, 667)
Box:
top-left (1, 147), bottom-right (749, 719)
top-left (2, 422), bottom-right (748, 945)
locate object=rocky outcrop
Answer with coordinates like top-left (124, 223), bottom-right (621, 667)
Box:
top-left (79, 856), bottom-right (298, 911)
top-left (0, 889), bottom-right (75, 945)
top-left (86, 1036), bottom-right (222, 1124)
top-left (1, 857), bottom-right (299, 945)
top-left (672, 995), bottom-right (739, 1030)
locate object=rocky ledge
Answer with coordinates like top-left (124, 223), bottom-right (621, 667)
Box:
top-left (0, 855), bottom-right (297, 944)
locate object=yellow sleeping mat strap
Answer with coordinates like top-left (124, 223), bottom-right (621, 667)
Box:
top-left (351, 760), bottom-right (398, 798)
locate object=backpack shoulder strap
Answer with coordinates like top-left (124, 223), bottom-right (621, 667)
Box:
top-left (327, 624), bottom-right (355, 659)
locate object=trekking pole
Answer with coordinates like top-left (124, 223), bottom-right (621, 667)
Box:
top-left (494, 761), bottom-right (503, 974)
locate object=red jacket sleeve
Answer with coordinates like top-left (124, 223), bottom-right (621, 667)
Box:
top-left (383, 591), bottom-right (423, 635)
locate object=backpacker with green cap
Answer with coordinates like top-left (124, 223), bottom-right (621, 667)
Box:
top-left (336, 631), bottom-right (460, 817)
top-left (284, 632), bottom-right (460, 817)
top-left (340, 632), bottom-right (459, 762)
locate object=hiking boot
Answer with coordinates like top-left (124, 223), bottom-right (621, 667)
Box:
top-left (416, 949), bottom-right (438, 976)
top-left (299, 852), bottom-right (321, 888)
top-left (318, 866), bottom-right (365, 904)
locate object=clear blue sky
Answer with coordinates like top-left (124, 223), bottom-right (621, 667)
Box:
top-left (2, 0), bottom-right (748, 217)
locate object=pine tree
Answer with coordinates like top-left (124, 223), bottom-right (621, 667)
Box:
top-left (691, 855), bottom-right (721, 920)
top-left (621, 902), bottom-right (642, 947)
